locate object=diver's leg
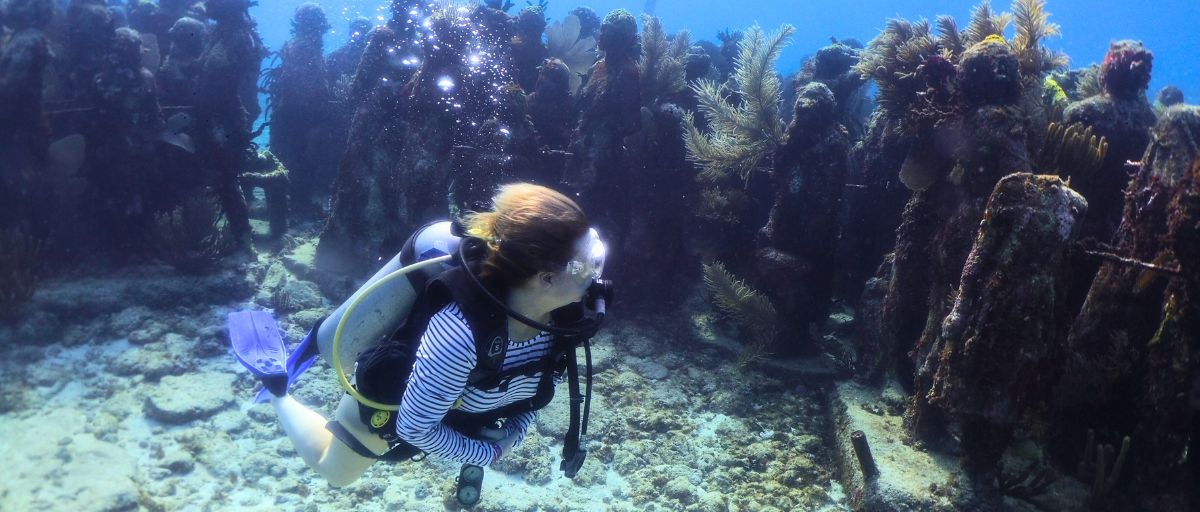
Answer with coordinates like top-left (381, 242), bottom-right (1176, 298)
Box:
top-left (271, 393), bottom-right (387, 487)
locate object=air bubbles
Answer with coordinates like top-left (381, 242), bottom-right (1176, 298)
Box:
top-left (438, 76), bottom-right (456, 92)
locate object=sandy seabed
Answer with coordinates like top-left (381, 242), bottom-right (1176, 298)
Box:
top-left (0, 251), bottom-right (848, 512)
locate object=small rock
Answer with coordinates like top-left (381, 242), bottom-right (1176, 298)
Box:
top-left (211, 410), bottom-right (250, 434)
top-left (162, 449), bottom-right (195, 474)
top-left (144, 372), bottom-right (236, 424)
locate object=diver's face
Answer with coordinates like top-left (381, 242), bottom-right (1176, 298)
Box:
top-left (536, 268), bottom-right (592, 309)
top-left (537, 229), bottom-right (606, 308)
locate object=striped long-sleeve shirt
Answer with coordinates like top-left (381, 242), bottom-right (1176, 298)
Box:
top-left (394, 303), bottom-right (557, 466)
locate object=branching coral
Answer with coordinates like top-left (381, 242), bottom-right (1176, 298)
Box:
top-left (545, 14), bottom-right (597, 94)
top-left (638, 15), bottom-right (690, 107)
top-left (936, 15), bottom-right (965, 60)
top-left (854, 18), bottom-right (937, 118)
top-left (702, 260), bottom-right (779, 367)
top-left (0, 228), bottom-right (42, 312)
top-left (683, 23), bottom-right (794, 182)
top-left (1011, 0), bottom-right (1067, 85)
top-left (963, 1), bottom-right (1012, 47)
top-left (1038, 122), bottom-right (1109, 186)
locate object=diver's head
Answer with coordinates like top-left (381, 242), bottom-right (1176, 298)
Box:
top-left (462, 183), bottom-right (605, 308)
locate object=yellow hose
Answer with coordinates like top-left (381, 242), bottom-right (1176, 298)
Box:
top-left (332, 254), bottom-right (452, 410)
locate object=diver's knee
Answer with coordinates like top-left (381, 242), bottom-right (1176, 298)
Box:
top-left (323, 473), bottom-right (359, 488)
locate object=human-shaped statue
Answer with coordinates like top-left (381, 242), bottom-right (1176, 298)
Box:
top-left (266, 2), bottom-right (333, 217)
top-left (158, 16), bottom-right (205, 106)
top-left (0, 0), bottom-right (56, 232)
top-left (194, 0), bottom-right (266, 246)
top-left (88, 26), bottom-right (166, 250)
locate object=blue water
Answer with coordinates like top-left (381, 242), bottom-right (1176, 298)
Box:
top-left (251, 0), bottom-right (1200, 104)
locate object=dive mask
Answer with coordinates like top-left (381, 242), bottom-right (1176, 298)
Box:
top-left (565, 228), bottom-right (607, 281)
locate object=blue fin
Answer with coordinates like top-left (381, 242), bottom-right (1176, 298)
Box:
top-left (228, 310), bottom-right (287, 379)
top-left (252, 323), bottom-right (321, 403)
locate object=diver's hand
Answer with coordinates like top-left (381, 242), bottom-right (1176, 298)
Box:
top-left (480, 427), bottom-right (519, 461)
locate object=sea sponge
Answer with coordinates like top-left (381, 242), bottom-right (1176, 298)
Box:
top-left (1100, 40), bottom-right (1153, 100)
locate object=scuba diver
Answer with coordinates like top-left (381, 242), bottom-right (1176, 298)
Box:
top-left (228, 183), bottom-right (611, 505)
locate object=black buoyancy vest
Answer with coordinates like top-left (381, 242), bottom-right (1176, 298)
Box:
top-left (353, 261), bottom-right (581, 444)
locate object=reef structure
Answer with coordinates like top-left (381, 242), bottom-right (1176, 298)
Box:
top-left (908, 173), bottom-right (1087, 475)
top-left (1054, 106), bottom-right (1200, 510)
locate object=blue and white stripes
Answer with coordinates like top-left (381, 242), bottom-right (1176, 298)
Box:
top-left (395, 303), bottom-right (555, 465)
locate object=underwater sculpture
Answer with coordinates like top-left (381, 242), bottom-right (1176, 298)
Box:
top-left (193, 0), bottom-right (266, 247)
top-left (0, 0), bottom-right (55, 235)
top-left (510, 6), bottom-right (547, 93)
top-left (851, 0), bottom-right (1065, 384)
top-left (317, 0), bottom-right (425, 272)
top-left (62, 0), bottom-right (116, 101)
top-left (525, 57), bottom-right (575, 149)
top-left (1054, 106), bottom-right (1200, 510)
top-left (326, 16), bottom-right (373, 101)
top-left (908, 173), bottom-right (1088, 475)
top-left (569, 9), bottom-right (641, 194)
top-left (157, 16), bottom-right (206, 106)
top-left (266, 2), bottom-right (334, 218)
top-left (756, 83), bottom-right (850, 349)
top-left (320, 2), bottom-right (517, 271)
top-left (615, 15), bottom-right (694, 302)
top-left (86, 26), bottom-right (166, 251)
top-left (1062, 40), bottom-right (1157, 242)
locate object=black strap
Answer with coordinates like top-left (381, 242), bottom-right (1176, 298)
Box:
top-left (559, 345), bottom-right (586, 477)
top-left (326, 420), bottom-right (424, 462)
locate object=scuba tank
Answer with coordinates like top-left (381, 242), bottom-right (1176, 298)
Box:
top-left (316, 220), bottom-right (461, 410)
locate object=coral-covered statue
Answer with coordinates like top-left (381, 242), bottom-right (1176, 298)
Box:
top-left (267, 2), bottom-right (334, 217)
top-left (194, 0), bottom-right (266, 246)
top-left (1063, 40), bottom-right (1157, 242)
top-left (0, 0), bottom-right (55, 232)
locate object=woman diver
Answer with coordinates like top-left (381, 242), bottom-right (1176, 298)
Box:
top-left (230, 183), bottom-right (610, 495)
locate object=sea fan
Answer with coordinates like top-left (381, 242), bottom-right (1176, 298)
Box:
top-left (546, 14), bottom-right (598, 94)
top-left (684, 24), bottom-right (794, 182)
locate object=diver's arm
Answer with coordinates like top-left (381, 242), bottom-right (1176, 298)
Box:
top-left (501, 410), bottom-right (537, 448)
top-left (394, 305), bottom-right (499, 466)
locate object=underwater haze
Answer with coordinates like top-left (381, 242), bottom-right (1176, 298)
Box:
top-left (3, 0), bottom-right (1199, 510)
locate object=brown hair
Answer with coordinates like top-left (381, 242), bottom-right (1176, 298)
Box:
top-left (463, 183), bottom-right (588, 288)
